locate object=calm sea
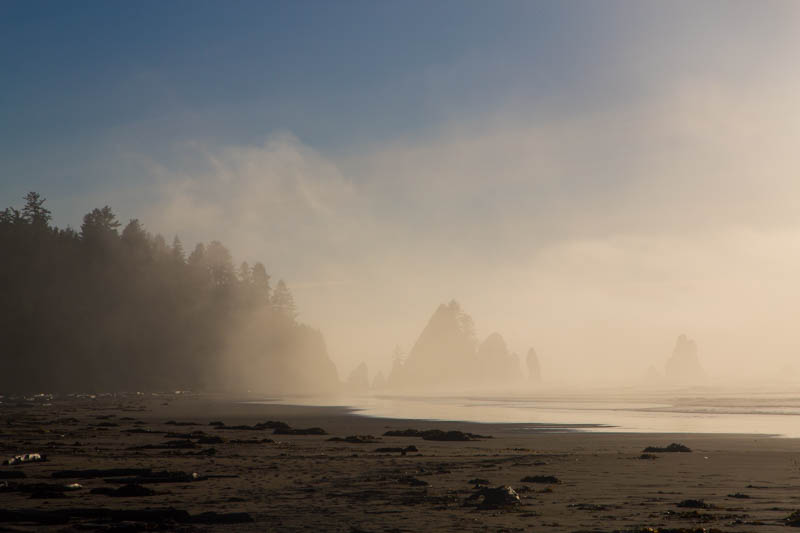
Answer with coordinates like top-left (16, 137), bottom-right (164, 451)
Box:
top-left (255, 387), bottom-right (800, 437)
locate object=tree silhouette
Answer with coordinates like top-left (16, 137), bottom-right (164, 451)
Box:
top-left (238, 261), bottom-right (252, 284)
top-left (272, 279), bottom-right (297, 319)
top-left (171, 236), bottom-right (185, 263)
top-left (0, 193), bottom-right (340, 394)
top-left (22, 192), bottom-right (51, 227)
top-left (251, 262), bottom-right (272, 304)
top-left (121, 219), bottom-right (149, 252)
top-left (205, 240), bottom-right (235, 288)
top-left (81, 206), bottom-right (120, 240)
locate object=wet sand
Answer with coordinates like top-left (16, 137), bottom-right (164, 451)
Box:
top-left (1, 392), bottom-right (800, 532)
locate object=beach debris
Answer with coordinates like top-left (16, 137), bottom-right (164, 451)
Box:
top-left (1, 481), bottom-right (83, 499)
top-left (620, 529), bottom-right (733, 533)
top-left (327, 435), bottom-right (380, 443)
top-left (520, 475), bottom-right (560, 484)
top-left (373, 445), bottom-right (418, 455)
top-left (128, 439), bottom-right (197, 450)
top-left (466, 485), bottom-right (521, 510)
top-left (190, 447), bottom-right (217, 456)
top-left (49, 417), bottom-right (80, 425)
top-left (642, 443), bottom-right (692, 453)
top-left (196, 435), bottom-right (223, 444)
top-left (383, 429), bottom-right (491, 441)
top-left (662, 509), bottom-right (717, 521)
top-left (257, 420), bottom-right (292, 430)
top-left (274, 426), bottom-right (327, 435)
top-left (104, 470), bottom-right (206, 484)
top-left (786, 510), bottom-right (800, 526)
top-left (0, 507), bottom-right (253, 525)
top-left (90, 483), bottom-right (156, 497)
top-left (3, 453), bottom-right (46, 465)
top-left (677, 499), bottom-right (711, 509)
top-left (398, 476), bottom-right (428, 486)
top-left (568, 502), bottom-right (610, 511)
top-left (164, 431), bottom-right (205, 439)
top-left (214, 420), bottom-right (290, 431)
top-left (192, 511), bottom-right (255, 524)
top-left (52, 468), bottom-right (152, 479)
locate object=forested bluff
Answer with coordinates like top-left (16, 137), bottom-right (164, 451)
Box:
top-left (0, 192), bottom-right (339, 394)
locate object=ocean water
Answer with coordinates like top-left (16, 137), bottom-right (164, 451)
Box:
top-left (256, 388), bottom-right (800, 437)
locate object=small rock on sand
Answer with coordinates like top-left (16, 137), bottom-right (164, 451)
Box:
top-left (520, 475), bottom-right (560, 484)
top-left (642, 443), bottom-right (692, 453)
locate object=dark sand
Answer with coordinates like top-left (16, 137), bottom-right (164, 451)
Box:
top-left (2, 392), bottom-right (800, 532)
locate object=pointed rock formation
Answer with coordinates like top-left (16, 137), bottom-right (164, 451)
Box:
top-left (526, 348), bottom-right (541, 383)
top-left (371, 371), bottom-right (387, 390)
top-left (346, 362), bottom-right (370, 393)
top-left (644, 364), bottom-right (662, 383)
top-left (477, 333), bottom-right (521, 384)
top-left (387, 301), bottom-right (525, 391)
top-left (389, 300), bottom-right (477, 389)
top-left (664, 334), bottom-right (706, 384)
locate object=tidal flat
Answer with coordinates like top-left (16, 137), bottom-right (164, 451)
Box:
top-left (1, 392), bottom-right (800, 532)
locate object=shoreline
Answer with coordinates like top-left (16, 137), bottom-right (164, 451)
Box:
top-left (243, 391), bottom-right (800, 439)
top-left (2, 392), bottom-right (799, 531)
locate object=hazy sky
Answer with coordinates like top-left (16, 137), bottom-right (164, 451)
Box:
top-left (3, 1), bottom-right (800, 383)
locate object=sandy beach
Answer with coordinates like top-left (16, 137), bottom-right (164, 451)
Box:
top-left (2, 392), bottom-right (800, 532)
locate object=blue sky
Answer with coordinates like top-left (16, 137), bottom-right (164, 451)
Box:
top-left (3, 1), bottom-right (800, 381)
top-left (1, 1), bottom-right (747, 208)
top-left (3, 0), bottom-right (794, 210)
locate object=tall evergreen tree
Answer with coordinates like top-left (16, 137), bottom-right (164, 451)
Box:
top-left (171, 236), bottom-right (185, 263)
top-left (272, 279), bottom-right (296, 319)
top-left (188, 243), bottom-right (205, 266)
top-left (238, 261), bottom-right (252, 284)
top-left (252, 262), bottom-right (271, 304)
top-left (121, 219), bottom-right (149, 250)
top-left (22, 191), bottom-right (52, 227)
top-left (205, 240), bottom-right (235, 288)
top-left (81, 206), bottom-right (120, 250)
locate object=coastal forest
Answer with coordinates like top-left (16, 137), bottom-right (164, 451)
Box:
top-left (0, 192), bottom-right (340, 394)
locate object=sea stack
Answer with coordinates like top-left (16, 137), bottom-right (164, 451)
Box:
top-left (664, 334), bottom-right (706, 384)
top-left (346, 361), bottom-right (370, 393)
top-left (527, 348), bottom-right (541, 383)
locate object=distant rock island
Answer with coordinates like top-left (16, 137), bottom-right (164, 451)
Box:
top-left (386, 300), bottom-right (538, 392)
top-left (527, 348), bottom-right (541, 383)
top-left (346, 362), bottom-right (370, 393)
top-left (664, 334), bottom-right (706, 384)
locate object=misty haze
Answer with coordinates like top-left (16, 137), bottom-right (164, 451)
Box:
top-left (3, 2), bottom-right (800, 531)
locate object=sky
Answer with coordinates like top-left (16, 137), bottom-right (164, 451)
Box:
top-left (3, 1), bottom-right (800, 384)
